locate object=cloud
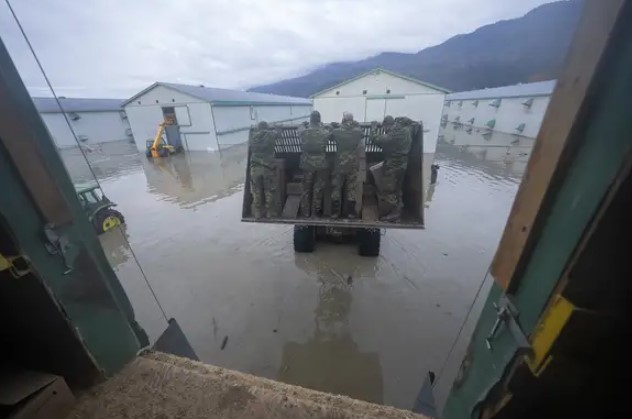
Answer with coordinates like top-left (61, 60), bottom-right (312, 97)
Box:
top-left (0, 0), bottom-right (556, 98)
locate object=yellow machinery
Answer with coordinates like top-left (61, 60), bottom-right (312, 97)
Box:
top-left (145, 123), bottom-right (176, 158)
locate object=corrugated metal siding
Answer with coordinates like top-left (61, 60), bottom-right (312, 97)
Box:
top-left (443, 96), bottom-right (551, 138)
top-left (34, 97), bottom-right (124, 113)
top-left (41, 111), bottom-right (131, 148)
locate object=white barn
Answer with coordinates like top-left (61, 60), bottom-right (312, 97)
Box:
top-left (34, 97), bottom-right (132, 149)
top-left (123, 83), bottom-right (312, 152)
top-left (311, 68), bottom-right (449, 153)
top-left (442, 80), bottom-right (556, 138)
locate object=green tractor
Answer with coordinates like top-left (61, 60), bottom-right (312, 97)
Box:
top-left (75, 183), bottom-right (125, 234)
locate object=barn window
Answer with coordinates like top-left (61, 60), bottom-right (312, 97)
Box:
top-left (68, 112), bottom-right (81, 121)
top-left (522, 98), bottom-right (534, 108)
top-left (336, 91), bottom-right (340, 95)
top-left (489, 99), bottom-right (502, 108)
top-left (362, 90), bottom-right (367, 95)
top-left (472, 100), bottom-right (479, 107)
top-left (172, 99), bottom-right (175, 103)
top-left (155, 100), bottom-right (159, 103)
top-left (137, 101), bottom-right (141, 104)
top-left (386, 89), bottom-right (391, 94)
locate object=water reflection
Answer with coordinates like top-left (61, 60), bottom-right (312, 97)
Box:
top-left (142, 144), bottom-right (247, 208)
top-left (279, 254), bottom-right (383, 404)
top-left (439, 122), bottom-right (534, 177)
top-left (57, 128), bottom-right (530, 410)
top-left (59, 140), bottom-right (142, 184)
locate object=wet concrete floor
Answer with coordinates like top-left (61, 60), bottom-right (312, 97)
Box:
top-left (60, 126), bottom-right (530, 411)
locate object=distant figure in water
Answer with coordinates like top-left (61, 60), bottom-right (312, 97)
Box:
top-left (431, 164), bottom-right (440, 184)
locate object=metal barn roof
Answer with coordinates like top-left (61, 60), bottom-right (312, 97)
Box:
top-left (446, 80), bottom-right (557, 101)
top-left (124, 82), bottom-right (312, 107)
top-left (34, 97), bottom-right (125, 113)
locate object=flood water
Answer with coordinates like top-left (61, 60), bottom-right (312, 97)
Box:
top-left (60, 124), bottom-right (531, 411)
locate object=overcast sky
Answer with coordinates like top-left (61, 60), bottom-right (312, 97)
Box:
top-left (0, 0), bottom-right (555, 98)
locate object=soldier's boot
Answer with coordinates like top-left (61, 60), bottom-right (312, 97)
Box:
top-left (300, 198), bottom-right (310, 217)
top-left (310, 206), bottom-right (321, 219)
top-left (331, 200), bottom-right (341, 219)
top-left (345, 201), bottom-right (357, 219)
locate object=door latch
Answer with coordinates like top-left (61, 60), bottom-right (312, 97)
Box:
top-left (485, 294), bottom-right (531, 352)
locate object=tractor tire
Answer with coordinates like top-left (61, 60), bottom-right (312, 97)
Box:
top-left (94, 208), bottom-right (125, 234)
top-left (293, 225), bottom-right (315, 253)
top-left (357, 228), bottom-right (381, 257)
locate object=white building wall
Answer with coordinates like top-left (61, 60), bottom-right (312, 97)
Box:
top-left (125, 86), bottom-right (217, 151)
top-left (443, 96), bottom-right (551, 138)
top-left (41, 111), bottom-right (131, 149)
top-left (212, 104), bottom-right (311, 148)
top-left (126, 84), bottom-right (311, 152)
top-left (313, 70), bottom-right (446, 153)
top-left (315, 70), bottom-right (440, 97)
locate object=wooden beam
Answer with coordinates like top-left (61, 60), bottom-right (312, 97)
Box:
top-left (490, 0), bottom-right (627, 291)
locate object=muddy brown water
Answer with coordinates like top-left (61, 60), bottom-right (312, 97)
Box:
top-left (61, 125), bottom-right (531, 412)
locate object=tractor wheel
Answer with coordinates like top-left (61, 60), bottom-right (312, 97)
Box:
top-left (94, 208), bottom-right (125, 234)
top-left (293, 226), bottom-right (315, 253)
top-left (357, 228), bottom-right (381, 257)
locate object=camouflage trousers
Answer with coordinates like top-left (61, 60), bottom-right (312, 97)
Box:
top-left (250, 165), bottom-right (277, 216)
top-left (377, 165), bottom-right (406, 212)
top-left (331, 165), bottom-right (359, 207)
top-left (301, 169), bottom-right (328, 217)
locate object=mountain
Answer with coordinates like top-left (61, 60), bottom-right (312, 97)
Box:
top-left (250, 1), bottom-right (583, 97)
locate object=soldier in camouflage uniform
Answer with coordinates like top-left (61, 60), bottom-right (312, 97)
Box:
top-left (371, 115), bottom-right (412, 221)
top-left (249, 121), bottom-right (278, 219)
top-left (331, 112), bottom-right (363, 219)
top-left (299, 111), bottom-right (330, 217)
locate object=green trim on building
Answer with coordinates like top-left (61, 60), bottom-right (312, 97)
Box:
top-left (365, 94), bottom-right (406, 100)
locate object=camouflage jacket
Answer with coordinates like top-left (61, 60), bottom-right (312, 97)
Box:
top-left (250, 128), bottom-right (278, 169)
top-left (372, 123), bottom-right (412, 169)
top-left (332, 121), bottom-right (362, 171)
top-left (299, 124), bottom-right (330, 171)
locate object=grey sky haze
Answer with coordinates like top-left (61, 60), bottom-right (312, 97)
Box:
top-left (0, 0), bottom-right (555, 98)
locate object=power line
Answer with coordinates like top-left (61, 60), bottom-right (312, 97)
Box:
top-left (434, 265), bottom-right (490, 384)
top-left (5, 0), bottom-right (169, 324)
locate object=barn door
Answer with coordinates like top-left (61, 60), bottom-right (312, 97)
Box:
top-left (365, 98), bottom-right (386, 122)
